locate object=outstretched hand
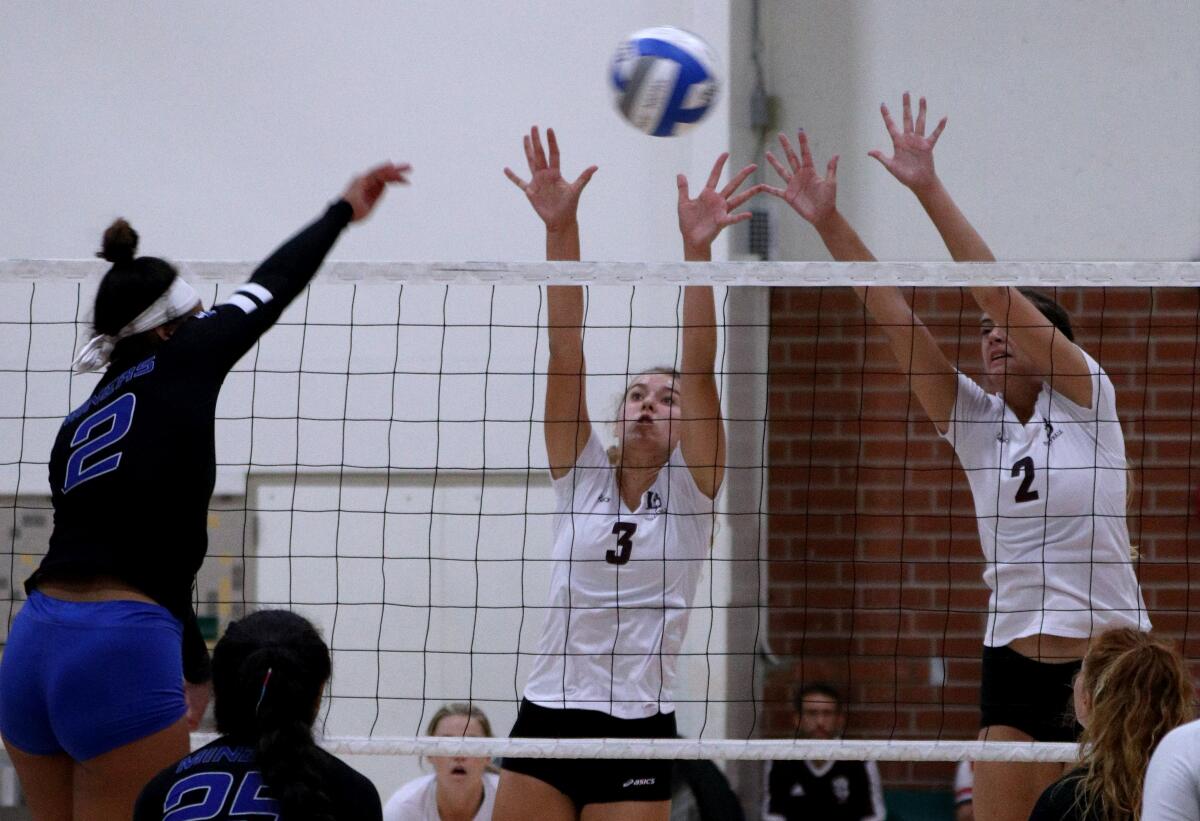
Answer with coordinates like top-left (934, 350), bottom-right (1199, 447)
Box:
top-left (677, 153), bottom-right (762, 257)
top-left (868, 92), bottom-right (946, 194)
top-left (504, 126), bottom-right (597, 232)
top-left (342, 162), bottom-right (411, 222)
top-left (762, 130), bottom-right (839, 227)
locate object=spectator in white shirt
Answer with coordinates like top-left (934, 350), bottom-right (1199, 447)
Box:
top-left (384, 704), bottom-right (498, 821)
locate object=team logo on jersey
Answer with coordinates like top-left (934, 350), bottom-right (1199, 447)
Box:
top-left (833, 775), bottom-right (851, 803)
top-left (645, 490), bottom-right (662, 510)
top-left (597, 492), bottom-right (612, 503)
top-left (790, 783), bottom-right (806, 797)
top-left (1042, 416), bottom-right (1062, 446)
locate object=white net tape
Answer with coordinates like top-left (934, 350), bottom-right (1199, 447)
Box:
top-left (3, 259), bottom-right (1200, 286)
top-left (10, 258), bottom-right (1180, 767)
top-left (192, 734), bottom-right (1079, 762)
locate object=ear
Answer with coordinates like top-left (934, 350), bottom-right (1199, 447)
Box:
top-left (151, 325), bottom-right (173, 342)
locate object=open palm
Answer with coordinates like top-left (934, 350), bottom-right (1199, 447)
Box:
top-left (504, 126), bottom-right (596, 232)
top-left (677, 153), bottom-right (762, 253)
top-left (763, 131), bottom-right (838, 226)
top-left (868, 92), bottom-right (946, 193)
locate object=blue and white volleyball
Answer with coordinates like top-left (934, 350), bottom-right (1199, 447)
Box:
top-left (610, 26), bottom-right (720, 137)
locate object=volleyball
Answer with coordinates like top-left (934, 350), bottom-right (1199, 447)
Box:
top-left (609, 26), bottom-right (720, 137)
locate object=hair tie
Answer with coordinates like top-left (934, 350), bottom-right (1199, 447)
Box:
top-left (72, 275), bottom-right (200, 373)
top-left (255, 667), bottom-right (274, 715)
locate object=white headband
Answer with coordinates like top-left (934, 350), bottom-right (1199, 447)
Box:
top-left (72, 276), bottom-right (200, 374)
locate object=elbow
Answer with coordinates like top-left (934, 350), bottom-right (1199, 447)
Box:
top-left (971, 286), bottom-right (1014, 316)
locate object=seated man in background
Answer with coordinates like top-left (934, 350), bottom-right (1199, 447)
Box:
top-left (763, 683), bottom-right (886, 821)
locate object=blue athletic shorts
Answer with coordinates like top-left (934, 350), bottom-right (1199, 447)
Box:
top-left (0, 591), bottom-right (186, 761)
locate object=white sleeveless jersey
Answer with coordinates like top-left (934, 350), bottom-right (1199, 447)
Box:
top-left (523, 433), bottom-right (715, 718)
top-left (941, 350), bottom-right (1150, 646)
top-left (1143, 719), bottom-right (1200, 821)
top-left (383, 771), bottom-right (498, 821)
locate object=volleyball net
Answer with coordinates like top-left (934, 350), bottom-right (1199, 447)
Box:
top-left (1, 260), bottom-right (1198, 768)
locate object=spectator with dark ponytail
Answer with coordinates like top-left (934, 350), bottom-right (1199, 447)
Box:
top-left (135, 609), bottom-right (382, 821)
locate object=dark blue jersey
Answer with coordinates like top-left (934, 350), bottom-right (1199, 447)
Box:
top-left (133, 735), bottom-right (381, 821)
top-left (28, 200), bottom-right (353, 681)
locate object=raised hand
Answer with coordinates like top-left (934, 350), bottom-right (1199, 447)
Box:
top-left (504, 126), bottom-right (597, 233)
top-left (868, 92), bottom-right (947, 193)
top-left (762, 130), bottom-right (839, 227)
top-left (677, 152), bottom-right (762, 259)
top-left (341, 161), bottom-right (411, 222)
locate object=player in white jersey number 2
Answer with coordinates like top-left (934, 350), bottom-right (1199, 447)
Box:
top-left (495, 127), bottom-right (759, 821)
top-left (769, 93), bottom-right (1150, 821)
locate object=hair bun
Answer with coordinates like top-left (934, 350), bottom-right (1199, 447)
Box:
top-left (97, 218), bottom-right (138, 264)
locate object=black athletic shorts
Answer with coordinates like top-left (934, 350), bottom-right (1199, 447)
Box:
top-left (980, 644), bottom-right (1083, 742)
top-left (501, 699), bottom-right (677, 805)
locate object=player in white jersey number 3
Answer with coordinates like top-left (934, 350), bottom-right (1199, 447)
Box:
top-left (493, 126), bottom-right (757, 821)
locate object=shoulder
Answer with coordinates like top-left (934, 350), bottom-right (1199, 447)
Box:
top-left (134, 737), bottom-right (250, 816)
top-left (767, 759), bottom-right (797, 782)
top-left (954, 369), bottom-right (1000, 411)
top-left (574, 431), bottom-right (614, 470)
top-left (1047, 347), bottom-right (1116, 415)
top-left (552, 431), bottom-right (613, 490)
top-left (836, 759), bottom-right (876, 782)
top-left (1030, 770), bottom-right (1086, 820)
top-left (1156, 719), bottom-right (1200, 757)
top-left (1148, 719), bottom-right (1200, 786)
top-left (134, 764), bottom-right (178, 817)
top-left (384, 774), bottom-right (435, 820)
top-left (942, 370), bottom-right (1002, 443)
top-left (315, 748), bottom-right (381, 804)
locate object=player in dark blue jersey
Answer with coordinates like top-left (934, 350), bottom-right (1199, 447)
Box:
top-left (134, 609), bottom-right (382, 821)
top-left (0, 161), bottom-right (409, 821)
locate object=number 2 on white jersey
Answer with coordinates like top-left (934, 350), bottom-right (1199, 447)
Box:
top-left (1011, 456), bottom-right (1039, 503)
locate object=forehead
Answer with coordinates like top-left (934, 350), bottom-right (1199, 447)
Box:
top-left (433, 713), bottom-right (482, 735)
top-left (800, 694), bottom-right (839, 711)
top-left (627, 373), bottom-right (677, 394)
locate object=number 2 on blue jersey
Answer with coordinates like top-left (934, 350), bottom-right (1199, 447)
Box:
top-left (63, 393), bottom-right (136, 493)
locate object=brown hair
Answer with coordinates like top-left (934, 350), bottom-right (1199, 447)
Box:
top-left (424, 703), bottom-right (497, 773)
top-left (425, 702), bottom-right (494, 738)
top-left (93, 218), bottom-right (182, 363)
top-left (1017, 287), bottom-right (1074, 342)
top-left (606, 366), bottom-right (682, 465)
top-left (1074, 629), bottom-right (1194, 820)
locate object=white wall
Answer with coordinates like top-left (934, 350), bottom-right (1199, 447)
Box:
top-left (0, 0), bottom-right (748, 802)
top-left (735, 0), bottom-right (1200, 264)
top-left (0, 0), bottom-right (734, 263)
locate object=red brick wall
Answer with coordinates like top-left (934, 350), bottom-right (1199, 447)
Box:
top-left (764, 286), bottom-right (1200, 791)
